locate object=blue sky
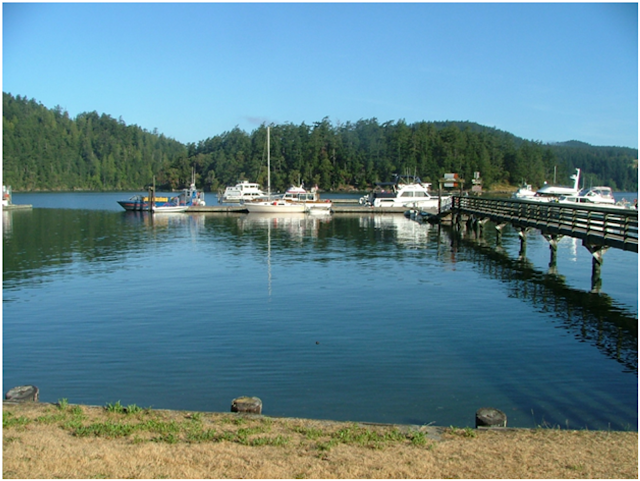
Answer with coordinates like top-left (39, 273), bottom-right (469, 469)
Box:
top-left (3, 2), bottom-right (638, 148)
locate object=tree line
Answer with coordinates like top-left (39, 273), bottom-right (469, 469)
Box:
top-left (3, 92), bottom-right (638, 193)
top-left (3, 93), bottom-right (185, 191)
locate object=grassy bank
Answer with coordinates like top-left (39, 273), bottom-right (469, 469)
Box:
top-left (3, 401), bottom-right (637, 479)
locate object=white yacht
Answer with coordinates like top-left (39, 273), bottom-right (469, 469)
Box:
top-left (534, 168), bottom-right (581, 199)
top-left (359, 175), bottom-right (443, 209)
top-left (220, 181), bottom-right (266, 203)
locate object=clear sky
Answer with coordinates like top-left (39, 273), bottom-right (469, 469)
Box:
top-left (3, 2), bottom-right (638, 148)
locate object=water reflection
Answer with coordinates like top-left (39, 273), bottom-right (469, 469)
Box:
top-left (442, 225), bottom-right (637, 373)
top-left (238, 212), bottom-right (330, 240)
top-left (4, 208), bottom-right (637, 375)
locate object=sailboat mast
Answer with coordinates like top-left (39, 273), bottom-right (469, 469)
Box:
top-left (267, 126), bottom-right (271, 197)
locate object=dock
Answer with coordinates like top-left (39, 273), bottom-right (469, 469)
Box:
top-left (3, 204), bottom-right (32, 211)
top-left (187, 202), bottom-right (412, 214)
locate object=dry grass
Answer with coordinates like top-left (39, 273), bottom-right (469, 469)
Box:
top-left (3, 402), bottom-right (637, 479)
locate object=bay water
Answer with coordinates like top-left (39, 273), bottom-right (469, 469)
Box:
top-left (3, 192), bottom-right (637, 430)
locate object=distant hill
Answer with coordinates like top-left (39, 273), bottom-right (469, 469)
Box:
top-left (2, 92), bottom-right (637, 192)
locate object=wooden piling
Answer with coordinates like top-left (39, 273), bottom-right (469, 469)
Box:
top-left (231, 396), bottom-right (262, 414)
top-left (475, 407), bottom-right (507, 428)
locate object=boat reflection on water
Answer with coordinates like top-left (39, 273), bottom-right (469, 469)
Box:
top-left (238, 212), bottom-right (331, 240)
top-left (122, 210), bottom-right (206, 238)
top-left (357, 214), bottom-right (436, 249)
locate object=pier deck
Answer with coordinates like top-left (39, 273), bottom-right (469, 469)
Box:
top-left (451, 196), bottom-right (638, 253)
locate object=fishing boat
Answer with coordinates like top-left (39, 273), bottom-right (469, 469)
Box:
top-left (117, 173), bottom-right (205, 212)
top-left (219, 181), bottom-right (266, 203)
top-left (359, 175), bottom-right (443, 209)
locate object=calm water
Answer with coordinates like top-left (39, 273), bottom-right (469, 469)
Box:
top-left (3, 192), bottom-right (638, 430)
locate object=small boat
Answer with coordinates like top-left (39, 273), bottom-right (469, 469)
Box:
top-left (359, 175), bottom-right (443, 209)
top-left (512, 182), bottom-right (536, 199)
top-left (219, 181), bottom-right (266, 203)
top-left (152, 201), bottom-right (189, 213)
top-left (152, 205), bottom-right (189, 213)
top-left (557, 186), bottom-right (616, 206)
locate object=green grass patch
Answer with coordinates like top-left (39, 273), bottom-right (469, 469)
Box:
top-left (3, 412), bottom-right (31, 428)
top-left (448, 426), bottom-right (477, 438)
top-left (73, 421), bottom-right (136, 438)
top-left (294, 426), bottom-right (325, 440)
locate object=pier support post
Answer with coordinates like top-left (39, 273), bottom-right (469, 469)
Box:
top-left (543, 234), bottom-right (563, 271)
top-left (478, 218), bottom-right (489, 237)
top-left (454, 212), bottom-right (463, 232)
top-left (518, 227), bottom-right (531, 257)
top-left (583, 242), bottom-right (609, 293)
top-left (495, 223), bottom-right (507, 246)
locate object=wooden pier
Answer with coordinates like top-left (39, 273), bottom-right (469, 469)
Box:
top-left (448, 195), bottom-right (638, 291)
top-left (450, 196), bottom-right (638, 253)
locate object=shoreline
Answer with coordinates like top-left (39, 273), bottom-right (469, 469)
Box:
top-left (3, 401), bottom-right (637, 479)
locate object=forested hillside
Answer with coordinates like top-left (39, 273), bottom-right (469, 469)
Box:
top-left (3, 92), bottom-right (638, 192)
top-left (2, 93), bottom-right (187, 190)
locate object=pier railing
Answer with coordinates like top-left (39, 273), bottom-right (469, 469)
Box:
top-left (450, 196), bottom-right (638, 253)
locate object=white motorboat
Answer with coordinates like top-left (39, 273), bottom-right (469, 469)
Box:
top-left (359, 175), bottom-right (443, 209)
top-left (558, 186), bottom-right (616, 206)
top-left (219, 181), bottom-right (266, 203)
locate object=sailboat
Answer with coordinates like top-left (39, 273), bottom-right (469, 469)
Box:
top-left (246, 127), bottom-right (307, 214)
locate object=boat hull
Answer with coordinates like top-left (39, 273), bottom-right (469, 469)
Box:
top-left (305, 202), bottom-right (333, 214)
top-left (373, 198), bottom-right (440, 209)
top-left (152, 206), bottom-right (189, 213)
top-left (246, 201), bottom-right (306, 214)
top-left (117, 200), bottom-right (148, 211)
